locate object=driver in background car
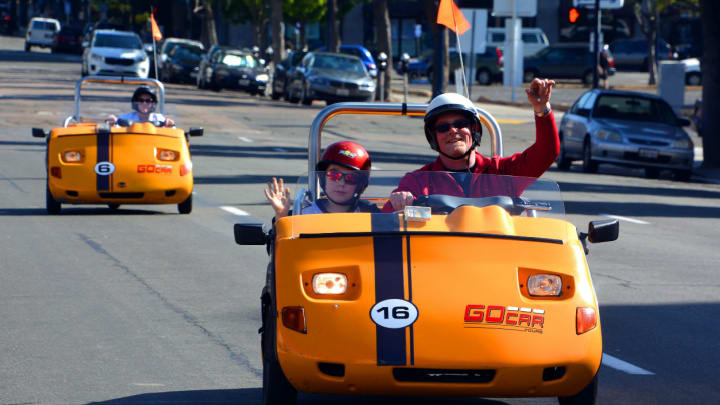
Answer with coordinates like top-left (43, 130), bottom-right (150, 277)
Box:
top-left (105, 86), bottom-right (175, 127)
top-left (264, 141), bottom-right (380, 218)
top-left (383, 78), bottom-right (559, 212)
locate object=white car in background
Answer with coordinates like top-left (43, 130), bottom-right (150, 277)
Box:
top-left (682, 58), bottom-right (701, 86)
top-left (82, 30), bottom-right (149, 78)
top-left (25, 17), bottom-right (60, 52)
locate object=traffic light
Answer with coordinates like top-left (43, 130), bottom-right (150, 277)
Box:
top-left (569, 7), bottom-right (580, 23)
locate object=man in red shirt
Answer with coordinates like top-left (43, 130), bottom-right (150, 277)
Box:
top-left (384, 78), bottom-right (559, 212)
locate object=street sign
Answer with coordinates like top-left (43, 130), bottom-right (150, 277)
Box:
top-left (492, 0), bottom-right (537, 18)
top-left (573, 0), bottom-right (624, 9)
top-left (414, 24), bottom-right (422, 39)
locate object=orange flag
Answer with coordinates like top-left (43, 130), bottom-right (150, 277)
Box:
top-left (436, 0), bottom-right (470, 35)
top-left (150, 13), bottom-right (162, 41)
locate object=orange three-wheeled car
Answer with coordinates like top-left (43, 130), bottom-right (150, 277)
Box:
top-left (33, 76), bottom-right (203, 214)
top-left (235, 102), bottom-right (619, 404)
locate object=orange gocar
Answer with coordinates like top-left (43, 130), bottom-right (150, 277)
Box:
top-left (235, 103), bottom-right (619, 404)
top-left (33, 76), bottom-right (203, 214)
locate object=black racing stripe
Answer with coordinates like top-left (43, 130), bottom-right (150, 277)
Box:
top-left (372, 214), bottom-right (406, 366)
top-left (406, 234), bottom-right (414, 366)
top-left (96, 130), bottom-right (110, 191)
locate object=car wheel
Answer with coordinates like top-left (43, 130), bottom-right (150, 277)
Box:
top-left (46, 184), bottom-right (61, 215)
top-left (271, 85), bottom-right (281, 100)
top-left (558, 375), bottom-right (597, 405)
top-left (262, 307), bottom-right (298, 405)
top-left (108, 203), bottom-right (120, 210)
top-left (476, 68), bottom-right (492, 85)
top-left (301, 83), bottom-right (312, 106)
top-left (686, 72), bottom-right (701, 86)
top-left (644, 167), bottom-right (661, 179)
top-left (556, 141), bottom-right (572, 171)
top-left (582, 138), bottom-right (598, 173)
top-left (673, 169), bottom-right (692, 181)
top-left (178, 193), bottom-right (192, 214)
top-left (25, 42), bottom-right (30, 52)
top-left (288, 86), bottom-right (300, 104)
top-left (523, 69), bottom-right (537, 83)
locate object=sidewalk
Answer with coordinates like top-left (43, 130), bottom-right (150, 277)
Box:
top-left (388, 80), bottom-right (719, 185)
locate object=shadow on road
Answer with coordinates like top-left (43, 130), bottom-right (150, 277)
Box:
top-left (0, 207), bottom-right (169, 216)
top-left (0, 49), bottom-right (81, 63)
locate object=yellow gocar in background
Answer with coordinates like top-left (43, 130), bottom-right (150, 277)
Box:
top-left (33, 76), bottom-right (203, 214)
top-left (235, 103), bottom-right (619, 404)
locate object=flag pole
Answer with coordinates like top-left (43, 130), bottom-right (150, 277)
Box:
top-left (151, 10), bottom-right (159, 80)
top-left (450, 5), bottom-right (469, 99)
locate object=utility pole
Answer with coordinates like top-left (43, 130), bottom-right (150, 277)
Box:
top-left (592, 0), bottom-right (601, 89)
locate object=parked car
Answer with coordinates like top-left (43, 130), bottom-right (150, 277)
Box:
top-left (157, 38), bottom-right (204, 78)
top-left (25, 17), bottom-right (60, 52)
top-left (524, 43), bottom-right (614, 85)
top-left (203, 49), bottom-right (268, 95)
top-left (609, 38), bottom-right (677, 71)
top-left (270, 50), bottom-right (307, 100)
top-left (159, 41), bottom-right (204, 84)
top-left (51, 25), bottom-right (83, 54)
top-left (486, 27), bottom-right (549, 57)
top-left (286, 51), bottom-right (376, 105)
top-left (560, 20), bottom-right (631, 44)
top-left (196, 45), bottom-right (232, 89)
top-left (557, 89), bottom-right (694, 180)
top-left (315, 45), bottom-right (378, 77)
top-left (425, 46), bottom-right (504, 85)
top-left (682, 57), bottom-right (701, 86)
top-left (81, 29), bottom-right (149, 78)
top-left (400, 49), bottom-right (432, 80)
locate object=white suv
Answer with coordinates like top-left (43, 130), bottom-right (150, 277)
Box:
top-left (25, 17), bottom-right (60, 51)
top-left (486, 27), bottom-right (549, 57)
top-left (82, 30), bottom-right (149, 78)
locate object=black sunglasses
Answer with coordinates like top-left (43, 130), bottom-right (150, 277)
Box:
top-left (137, 98), bottom-right (154, 103)
top-left (434, 119), bottom-right (472, 133)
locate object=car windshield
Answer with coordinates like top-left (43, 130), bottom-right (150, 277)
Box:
top-left (283, 171), bottom-right (564, 237)
top-left (94, 34), bottom-right (142, 50)
top-left (313, 54), bottom-right (366, 73)
top-left (174, 45), bottom-right (203, 62)
top-left (593, 95), bottom-right (678, 125)
top-left (221, 53), bottom-right (257, 67)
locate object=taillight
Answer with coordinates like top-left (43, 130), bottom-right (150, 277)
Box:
top-left (576, 307), bottom-right (597, 335)
top-left (179, 163), bottom-right (190, 176)
top-left (282, 306), bottom-right (307, 334)
top-left (496, 48), bottom-right (504, 67)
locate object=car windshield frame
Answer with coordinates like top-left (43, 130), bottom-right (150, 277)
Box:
top-left (93, 33), bottom-right (142, 50)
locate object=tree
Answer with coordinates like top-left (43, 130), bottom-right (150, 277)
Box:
top-left (633, 0), bottom-right (660, 84)
top-left (699, 0), bottom-right (719, 167)
top-left (271, 0), bottom-right (285, 65)
top-left (285, 0), bottom-right (326, 51)
top-left (425, 0), bottom-right (448, 97)
top-left (194, 0), bottom-right (218, 48)
top-left (327, 0), bottom-right (340, 51)
top-left (224, 0), bottom-right (268, 48)
top-left (373, 0), bottom-right (392, 101)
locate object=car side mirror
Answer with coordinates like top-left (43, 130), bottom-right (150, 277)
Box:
top-left (677, 117), bottom-right (691, 127)
top-left (32, 128), bottom-right (46, 138)
top-left (587, 219), bottom-right (619, 243)
top-left (186, 127), bottom-right (204, 137)
top-left (234, 223), bottom-right (268, 245)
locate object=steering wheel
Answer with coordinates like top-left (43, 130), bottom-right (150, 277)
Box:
top-left (412, 194), bottom-right (528, 216)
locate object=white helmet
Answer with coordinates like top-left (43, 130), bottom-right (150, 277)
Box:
top-left (424, 93), bottom-right (482, 156)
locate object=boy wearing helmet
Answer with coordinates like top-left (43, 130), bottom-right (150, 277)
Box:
top-left (385, 78), bottom-right (559, 212)
top-left (105, 86), bottom-right (175, 127)
top-left (265, 141), bottom-right (379, 217)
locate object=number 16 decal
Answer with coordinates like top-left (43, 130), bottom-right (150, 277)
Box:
top-left (370, 299), bottom-right (418, 329)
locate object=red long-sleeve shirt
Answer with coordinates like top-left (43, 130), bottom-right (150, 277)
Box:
top-left (381, 111), bottom-right (560, 212)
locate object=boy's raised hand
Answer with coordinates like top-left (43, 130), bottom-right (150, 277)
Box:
top-left (264, 177), bottom-right (292, 218)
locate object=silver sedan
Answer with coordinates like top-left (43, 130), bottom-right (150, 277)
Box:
top-left (557, 90), bottom-right (694, 180)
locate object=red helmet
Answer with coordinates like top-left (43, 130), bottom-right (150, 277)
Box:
top-left (316, 141), bottom-right (371, 171)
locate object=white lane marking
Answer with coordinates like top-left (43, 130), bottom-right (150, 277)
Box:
top-left (371, 165), bottom-right (382, 170)
top-left (221, 206), bottom-right (250, 216)
top-left (600, 214), bottom-right (650, 225)
top-left (238, 136), bottom-right (253, 143)
top-left (602, 353), bottom-right (655, 375)
top-left (273, 147), bottom-right (287, 152)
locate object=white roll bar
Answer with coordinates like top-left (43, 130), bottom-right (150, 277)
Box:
top-left (307, 102), bottom-right (503, 199)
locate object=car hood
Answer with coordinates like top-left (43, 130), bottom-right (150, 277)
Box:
top-left (91, 47), bottom-right (144, 59)
top-left (595, 118), bottom-right (679, 137)
top-left (311, 68), bottom-right (370, 82)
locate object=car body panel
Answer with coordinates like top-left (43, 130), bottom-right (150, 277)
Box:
top-left (270, 206), bottom-right (601, 397)
top-left (46, 123), bottom-right (193, 205)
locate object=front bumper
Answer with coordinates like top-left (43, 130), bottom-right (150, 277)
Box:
top-left (591, 139), bottom-right (693, 170)
top-left (89, 58), bottom-right (149, 78)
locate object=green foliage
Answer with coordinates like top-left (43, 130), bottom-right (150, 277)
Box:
top-left (223, 0), bottom-right (267, 25)
top-left (285, 0), bottom-right (326, 24)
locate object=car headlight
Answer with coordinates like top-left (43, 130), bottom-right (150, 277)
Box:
top-left (359, 81), bottom-right (375, 89)
top-left (90, 53), bottom-right (104, 62)
top-left (673, 137), bottom-right (692, 149)
top-left (527, 274), bottom-right (562, 296)
top-left (309, 76), bottom-right (328, 85)
top-left (61, 150), bottom-right (84, 163)
top-left (256, 73), bottom-right (269, 82)
top-left (595, 129), bottom-right (622, 143)
top-left (156, 148), bottom-right (179, 161)
top-left (312, 273), bottom-right (347, 295)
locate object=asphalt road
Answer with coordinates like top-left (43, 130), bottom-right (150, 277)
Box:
top-left (1, 35), bottom-right (719, 405)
